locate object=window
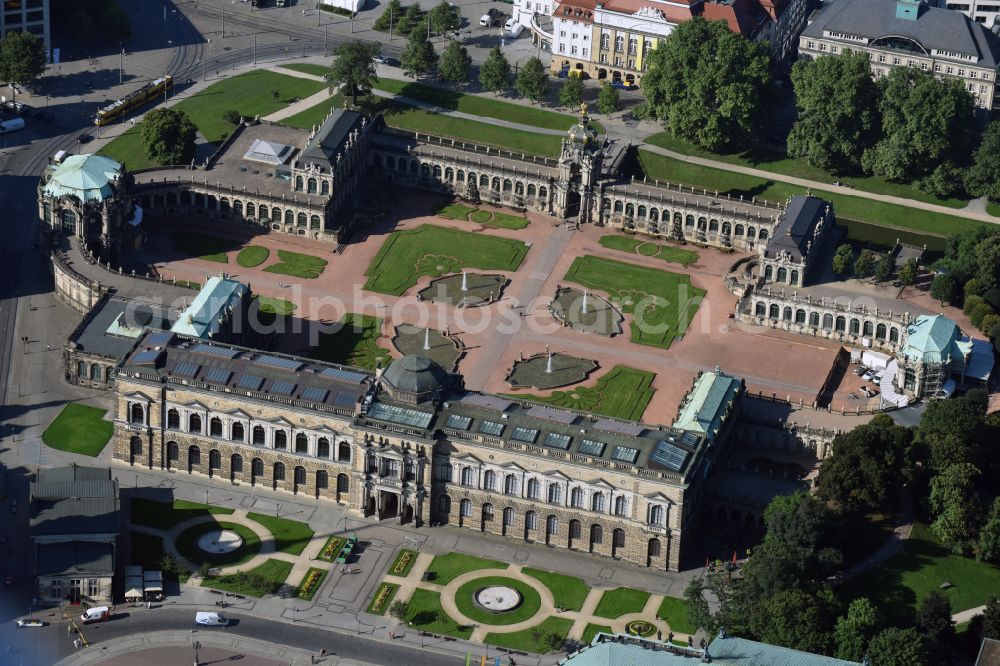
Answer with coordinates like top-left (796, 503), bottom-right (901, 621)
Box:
top-left (628, 38), bottom-right (637, 55)
top-left (439, 462), bottom-right (452, 481)
top-left (461, 467), bottom-right (475, 486)
top-left (601, 33), bottom-right (609, 49)
top-left (571, 33), bottom-right (578, 39)
top-left (381, 459), bottom-right (399, 478)
top-left (649, 504), bottom-right (665, 525)
top-left (892, 57), bottom-right (900, 65)
top-left (504, 474), bottom-right (519, 495)
top-left (614, 495), bottom-right (629, 516)
top-left (560, 30), bottom-right (565, 36)
top-left (209, 418), bottom-right (222, 437)
top-left (548, 484), bottom-right (562, 504)
top-left (582, 48), bottom-right (588, 57)
top-left (958, 68), bottom-right (966, 76)
top-left (592, 492), bottom-right (606, 512)
top-left (934, 63), bottom-right (942, 72)
top-left (439, 495), bottom-right (451, 513)
top-left (295, 433), bottom-right (309, 454)
top-left (526, 511), bottom-right (537, 530)
top-left (831, 46), bottom-right (838, 53)
top-left (317, 438), bottom-right (330, 458)
top-left (274, 431), bottom-right (287, 450)
top-left (87, 579), bottom-right (100, 596)
top-left (503, 507), bottom-right (514, 526)
top-left (614, 57), bottom-right (623, 67)
top-left (130, 403), bottom-right (144, 425)
top-left (921, 62), bottom-right (928, 70)
top-left (571, 487), bottom-right (584, 508)
top-left (189, 414), bottom-right (202, 433)
top-left (571, 46), bottom-right (577, 55)
top-left (167, 409), bottom-right (180, 430)
top-left (527, 478), bottom-right (540, 499)
top-left (546, 515), bottom-right (559, 535)
top-left (232, 422), bottom-right (244, 442)
top-left (819, 43), bottom-right (827, 51)
top-left (615, 35), bottom-right (624, 52)
top-left (806, 41), bottom-right (815, 49)
top-left (253, 426), bottom-right (266, 446)
top-left (483, 470), bottom-right (496, 491)
top-left (600, 54), bottom-right (608, 64)
top-left (460, 499), bottom-right (472, 517)
top-left (947, 67), bottom-right (954, 74)
top-left (971, 71), bottom-right (977, 78)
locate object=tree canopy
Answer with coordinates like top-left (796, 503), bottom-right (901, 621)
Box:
top-left (140, 108), bottom-right (197, 167)
top-left (832, 243), bottom-right (853, 276)
top-left (479, 47), bottom-right (510, 95)
top-left (325, 41), bottom-right (380, 106)
top-left (787, 52), bottom-right (879, 173)
top-left (515, 57), bottom-right (549, 103)
top-left (439, 40), bottom-right (471, 84)
top-left (427, 0), bottom-right (461, 34)
top-left (854, 249), bottom-right (876, 279)
top-left (598, 81), bottom-right (619, 115)
top-left (0, 32), bottom-right (47, 96)
top-left (929, 462), bottom-right (984, 554)
top-left (559, 77), bottom-right (584, 109)
top-left (640, 17), bottom-right (772, 152)
top-left (966, 120), bottom-right (1000, 201)
top-left (834, 597), bottom-right (880, 662)
top-left (867, 627), bottom-right (929, 666)
top-left (400, 28), bottom-right (438, 78)
top-left (914, 391), bottom-right (991, 472)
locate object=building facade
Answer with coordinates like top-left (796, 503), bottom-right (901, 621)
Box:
top-left (934, 0), bottom-right (1000, 31)
top-left (110, 333), bottom-right (743, 571)
top-left (799, 0), bottom-right (1000, 112)
top-left (1, 0), bottom-right (50, 58)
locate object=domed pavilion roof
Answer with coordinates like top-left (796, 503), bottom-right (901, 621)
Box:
top-left (381, 355), bottom-right (449, 399)
top-left (42, 154), bottom-right (122, 203)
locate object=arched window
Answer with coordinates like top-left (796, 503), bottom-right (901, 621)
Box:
top-left (836, 316), bottom-right (847, 332)
top-left (889, 327), bottom-right (899, 343)
top-left (709, 219), bottom-right (719, 232)
top-left (246, 202), bottom-right (256, 219)
top-left (480, 174), bottom-right (489, 187)
top-left (546, 515), bottom-right (559, 535)
top-left (755, 302), bottom-right (766, 317)
top-left (456, 169), bottom-right (465, 181)
top-left (649, 504), bottom-right (664, 525)
top-left (316, 470), bottom-right (328, 489)
top-left (232, 422), bottom-right (245, 442)
top-left (297, 212), bottom-right (307, 227)
top-left (685, 215), bottom-right (695, 228)
top-left (863, 320), bottom-right (874, 336)
top-left (189, 414), bottom-right (202, 433)
top-left (209, 417), bottom-right (222, 437)
top-left (321, 181), bottom-right (330, 195)
top-left (769, 304), bottom-right (780, 319)
top-left (539, 186), bottom-right (547, 198)
top-left (515, 181), bottom-right (524, 195)
top-left (791, 270), bottom-right (799, 285)
top-left (648, 538), bottom-right (661, 557)
top-left (187, 445), bottom-right (201, 468)
top-left (527, 478), bottom-right (540, 499)
top-left (231, 454), bottom-right (243, 474)
top-left (795, 309), bottom-right (806, 324)
top-left (722, 221), bottom-right (731, 236)
top-left (295, 176), bottom-right (303, 191)
top-left (338, 441), bottom-right (351, 462)
top-left (850, 319), bottom-right (860, 335)
top-left (307, 178), bottom-right (317, 194)
top-left (591, 523), bottom-right (603, 544)
top-left (525, 511), bottom-right (537, 530)
top-left (445, 167), bottom-right (454, 181)
top-left (274, 431), bottom-right (287, 450)
top-left (649, 209), bottom-right (659, 222)
top-left (209, 449), bottom-right (221, 470)
top-left (167, 441), bottom-right (179, 462)
top-left (273, 462), bottom-right (286, 481)
top-left (637, 205), bottom-right (646, 218)
top-left (570, 519), bottom-right (582, 539)
top-left (614, 496), bottom-right (628, 516)
top-left (461, 467), bottom-right (475, 486)
top-left (317, 438), bottom-right (330, 458)
top-left (527, 184), bottom-right (537, 197)
top-left (503, 178), bottom-right (512, 192)
top-left (253, 426), bottom-right (266, 446)
top-left (310, 215), bottom-right (321, 229)
top-left (613, 200), bottom-right (623, 213)
top-left (433, 165), bottom-right (443, 178)
top-left (809, 312), bottom-right (820, 327)
top-left (492, 177), bottom-right (501, 191)
top-left (735, 224), bottom-right (745, 236)
top-left (295, 433), bottom-right (309, 454)
top-left (876, 323), bottom-right (887, 340)
top-left (482, 503), bottom-right (494, 519)
top-left (625, 203), bottom-right (634, 217)
top-left (592, 492), bottom-right (606, 512)
top-left (460, 498), bottom-right (472, 517)
top-left (571, 487), bottom-right (584, 508)
top-left (483, 470), bottom-right (496, 491)
top-left (503, 507), bottom-right (514, 526)
top-left (777, 267), bottom-right (788, 283)
top-left (167, 409), bottom-right (180, 430)
top-left (547, 484), bottom-right (562, 504)
top-left (130, 403), bottom-right (144, 424)
top-left (294, 466), bottom-right (306, 486)
top-left (252, 458), bottom-right (264, 477)
top-left (759, 229), bottom-right (769, 240)
top-left (823, 313), bottom-right (834, 330)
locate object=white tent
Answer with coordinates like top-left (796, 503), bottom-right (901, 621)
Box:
top-left (862, 350), bottom-right (891, 371)
top-left (124, 588), bottom-right (144, 600)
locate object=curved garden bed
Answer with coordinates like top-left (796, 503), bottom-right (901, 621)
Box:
top-left (175, 521), bottom-right (262, 567)
top-left (453, 576), bottom-right (541, 626)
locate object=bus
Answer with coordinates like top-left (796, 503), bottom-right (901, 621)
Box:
top-left (94, 75), bottom-right (174, 126)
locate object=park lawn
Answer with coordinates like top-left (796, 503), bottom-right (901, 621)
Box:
top-left (281, 63), bottom-right (329, 77)
top-left (581, 623), bottom-right (613, 644)
top-left (371, 78), bottom-right (604, 132)
top-left (246, 512), bottom-right (315, 555)
top-left (523, 568), bottom-right (590, 611)
top-left (424, 552), bottom-right (508, 585)
top-left (167, 231), bottom-right (239, 263)
top-left (644, 132), bottom-right (970, 210)
top-left (310, 313), bottom-right (390, 370)
top-left (41, 404), bottom-right (114, 456)
top-left (368, 581), bottom-right (400, 614)
top-left (131, 499), bottom-right (234, 530)
top-left (470, 209), bottom-right (492, 224)
top-left (506, 365), bottom-right (655, 421)
top-left (593, 587), bottom-right (651, 619)
top-left (296, 567), bottom-right (329, 601)
top-left (657, 596), bottom-right (695, 634)
top-left (236, 246), bottom-right (270, 268)
top-left (203, 558), bottom-right (293, 597)
top-left (256, 296), bottom-right (296, 316)
top-left (433, 202), bottom-right (475, 220)
top-left (564, 255), bottom-right (705, 349)
top-left (599, 234), bottom-right (698, 266)
top-left (404, 588), bottom-right (473, 639)
top-left (455, 576), bottom-right (542, 625)
top-left (485, 616), bottom-right (574, 653)
top-left (98, 127), bottom-right (157, 170)
top-left (637, 150), bottom-right (987, 238)
top-left (364, 224), bottom-right (528, 296)
top-left (838, 522), bottom-right (1000, 627)
top-left (263, 249), bottom-right (328, 279)
top-left (489, 212), bottom-right (530, 230)
top-left (175, 521), bottom-right (262, 567)
top-left (281, 92), bottom-right (348, 130)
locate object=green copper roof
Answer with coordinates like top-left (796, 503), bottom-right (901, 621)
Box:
top-left (42, 154), bottom-right (122, 203)
top-left (902, 314), bottom-right (972, 364)
top-left (707, 635), bottom-right (861, 665)
top-left (672, 368), bottom-right (741, 441)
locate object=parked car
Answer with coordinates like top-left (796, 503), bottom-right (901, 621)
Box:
top-left (854, 366), bottom-right (867, 376)
top-left (863, 370), bottom-right (875, 382)
top-left (504, 17), bottom-right (516, 31)
top-left (195, 611), bottom-right (229, 626)
top-left (873, 374), bottom-right (883, 384)
top-left (16, 619), bottom-right (45, 628)
top-left (557, 67), bottom-right (569, 78)
top-left (77, 132), bottom-right (93, 144)
top-left (610, 80), bottom-right (636, 90)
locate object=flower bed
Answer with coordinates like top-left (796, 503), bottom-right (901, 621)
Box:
top-left (317, 536), bottom-right (345, 562)
top-left (625, 620), bottom-right (656, 637)
top-left (296, 567), bottom-right (329, 601)
top-left (367, 581), bottom-right (400, 615)
top-left (390, 549), bottom-right (418, 576)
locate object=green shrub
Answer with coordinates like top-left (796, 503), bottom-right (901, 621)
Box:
top-left (223, 109), bottom-right (242, 125)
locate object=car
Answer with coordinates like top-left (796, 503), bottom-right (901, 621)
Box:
top-left (372, 55), bottom-right (388, 64)
top-left (557, 67), bottom-right (569, 78)
top-left (77, 132), bottom-right (93, 144)
top-left (504, 17), bottom-right (515, 31)
top-left (854, 366), bottom-right (866, 376)
top-left (382, 57), bottom-right (400, 67)
top-left (16, 619), bottom-right (45, 628)
top-left (863, 370), bottom-right (875, 382)
top-left (873, 374), bottom-right (883, 383)
top-left (610, 80), bottom-right (637, 90)
top-left (479, 13), bottom-right (493, 26)
top-left (195, 611), bottom-right (229, 626)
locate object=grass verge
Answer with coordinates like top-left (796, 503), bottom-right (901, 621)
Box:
top-left (203, 559), bottom-right (293, 597)
top-left (599, 234), bottom-right (698, 266)
top-left (310, 312), bottom-right (390, 370)
top-left (505, 365), bottom-right (655, 421)
top-left (485, 616), bottom-right (574, 653)
top-left (657, 596), bottom-right (695, 634)
top-left (523, 568), bottom-right (590, 612)
top-left (167, 231), bottom-right (237, 263)
top-left (236, 246), bottom-right (270, 268)
top-left (593, 587), bottom-right (651, 619)
top-left (41, 404), bottom-right (114, 456)
top-left (263, 249), bottom-right (328, 279)
top-left (245, 512), bottom-right (315, 555)
top-left (424, 552), bottom-right (508, 585)
top-left (581, 623), bottom-right (613, 644)
top-left (256, 296), bottom-right (296, 316)
top-left (404, 588), bottom-right (473, 638)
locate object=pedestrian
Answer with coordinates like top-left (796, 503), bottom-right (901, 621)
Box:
top-left (46, 344), bottom-right (50, 351)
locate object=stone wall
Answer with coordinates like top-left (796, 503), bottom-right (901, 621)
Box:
top-left (51, 251), bottom-right (107, 314)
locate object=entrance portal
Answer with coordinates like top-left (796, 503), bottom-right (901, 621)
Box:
top-left (379, 490), bottom-right (399, 520)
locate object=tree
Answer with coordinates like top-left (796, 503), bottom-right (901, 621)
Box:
top-left (397, 3), bottom-right (424, 35)
top-left (753, 588), bottom-right (834, 655)
top-left (598, 81), bottom-right (619, 115)
top-left (325, 41), bottom-right (380, 106)
top-left (982, 597), bottom-right (1000, 641)
top-left (931, 273), bottom-right (959, 305)
top-left (0, 32), bottom-right (46, 103)
top-left (980, 313), bottom-right (1000, 339)
top-left (975, 234), bottom-right (1000, 292)
top-left (854, 249), bottom-right (876, 279)
top-left (832, 244), bottom-right (854, 276)
top-left (439, 40), bottom-right (471, 84)
top-left (898, 258), bottom-right (918, 287)
top-left (401, 28), bottom-right (438, 78)
top-left (684, 577), bottom-right (715, 634)
top-left (464, 177), bottom-right (480, 204)
top-left (478, 47), bottom-right (510, 95)
top-left (641, 17), bottom-right (772, 152)
top-left (862, 67), bottom-right (976, 183)
top-left (427, 0), bottom-right (460, 34)
top-left (868, 627), bottom-right (930, 666)
top-left (515, 57), bottom-right (549, 103)
top-left (834, 597), bottom-right (879, 661)
top-left (971, 302), bottom-right (994, 330)
top-left (140, 108), bottom-right (196, 166)
top-left (222, 109), bottom-right (241, 125)
top-left (916, 162), bottom-right (966, 199)
top-left (874, 252), bottom-right (895, 283)
top-left (915, 392), bottom-right (990, 472)
top-left (966, 120), bottom-right (1000, 201)
top-left (559, 77), bottom-right (584, 109)
top-left (787, 52), bottom-right (880, 173)
top-left (373, 0), bottom-right (403, 32)
top-left (817, 414), bottom-right (912, 514)
top-left (197, 562), bottom-right (213, 579)
top-left (978, 499), bottom-right (1000, 563)
top-left (930, 463), bottom-right (984, 554)
top-left (388, 600), bottom-right (409, 620)
top-left (916, 590), bottom-right (955, 648)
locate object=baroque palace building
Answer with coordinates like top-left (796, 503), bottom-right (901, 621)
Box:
top-left (111, 331), bottom-right (743, 571)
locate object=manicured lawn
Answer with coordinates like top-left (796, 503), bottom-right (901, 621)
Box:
top-left (310, 312), bottom-right (390, 370)
top-left (424, 552), bottom-right (508, 585)
top-left (262, 249), bottom-right (328, 279)
top-left (167, 231), bottom-right (238, 263)
top-left (389, 549), bottom-right (419, 577)
top-left (281, 63), bottom-right (328, 77)
top-left (485, 616), bottom-right (574, 653)
top-left (593, 587), bottom-right (651, 619)
top-left (839, 522), bottom-right (1000, 627)
top-left (470, 209), bottom-right (492, 224)
top-left (236, 246), bottom-right (270, 268)
top-left (256, 296), bottom-right (296, 316)
top-left (364, 224), bottom-right (528, 296)
top-left (404, 588), bottom-right (473, 639)
top-left (581, 623), bottom-right (613, 644)
top-left (432, 202), bottom-right (529, 229)
top-left (296, 567), bottom-right (329, 601)
top-left (372, 78), bottom-right (604, 132)
top-left (564, 255), bottom-right (705, 349)
top-left (317, 536), bottom-right (346, 563)
top-left (523, 568), bottom-right (590, 612)
top-left (637, 150), bottom-right (987, 238)
top-left (490, 212), bottom-right (530, 230)
top-left (203, 559), bottom-right (294, 597)
top-left (599, 234), bottom-right (698, 266)
top-left (98, 127), bottom-right (157, 170)
top-left (281, 92), bottom-right (347, 130)
top-left (645, 132), bottom-right (970, 209)
top-left (175, 521), bottom-right (261, 567)
top-left (434, 202), bottom-right (475, 220)
top-left (657, 596), bottom-right (695, 634)
top-left (41, 404), bottom-right (114, 456)
top-left (130, 498), bottom-right (234, 530)
top-left (245, 512), bottom-right (315, 555)
top-left (506, 365), bottom-right (655, 421)
top-left (368, 581), bottom-right (400, 614)
top-left (454, 576), bottom-right (542, 625)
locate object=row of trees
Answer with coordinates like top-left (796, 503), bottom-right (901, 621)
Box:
top-left (930, 227), bottom-right (1000, 346)
top-left (373, 0), bottom-right (461, 37)
top-left (831, 244), bottom-right (917, 286)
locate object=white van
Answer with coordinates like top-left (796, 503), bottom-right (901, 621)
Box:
top-left (479, 13), bottom-right (492, 26)
top-left (195, 611), bottom-right (228, 626)
top-left (80, 607), bottom-right (110, 624)
top-left (504, 17), bottom-right (515, 31)
top-left (0, 117), bottom-right (25, 135)
top-left (507, 23), bottom-right (524, 38)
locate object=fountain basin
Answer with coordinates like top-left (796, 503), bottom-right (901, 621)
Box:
top-left (473, 585), bottom-right (524, 613)
top-left (196, 529), bottom-right (244, 554)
